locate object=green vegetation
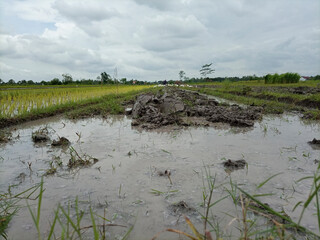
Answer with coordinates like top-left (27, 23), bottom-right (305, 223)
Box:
top-left (190, 81), bottom-right (320, 119)
top-left (1, 162), bottom-right (319, 239)
top-left (154, 165), bottom-right (320, 240)
top-left (0, 85), bottom-right (154, 128)
top-left (265, 73), bottom-right (300, 84)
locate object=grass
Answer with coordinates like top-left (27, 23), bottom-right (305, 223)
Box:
top-left (153, 164), bottom-right (320, 240)
top-left (6, 179), bottom-right (133, 240)
top-left (0, 86), bottom-right (157, 129)
top-left (0, 183), bottom-right (42, 239)
top-left (0, 85), bottom-right (151, 118)
top-left (2, 164), bottom-right (320, 239)
top-left (190, 84), bottom-right (320, 119)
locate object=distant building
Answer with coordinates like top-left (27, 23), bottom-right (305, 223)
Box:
top-left (300, 76), bottom-right (310, 81)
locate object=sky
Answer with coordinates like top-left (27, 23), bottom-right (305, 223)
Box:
top-left (0, 0), bottom-right (319, 82)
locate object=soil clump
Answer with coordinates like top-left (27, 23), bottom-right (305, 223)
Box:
top-left (130, 88), bottom-right (262, 129)
top-left (308, 138), bottom-right (320, 145)
top-left (223, 159), bottom-right (247, 171)
top-left (168, 201), bottom-right (196, 215)
top-left (51, 137), bottom-right (71, 147)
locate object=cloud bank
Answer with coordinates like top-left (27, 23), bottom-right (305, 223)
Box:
top-left (0, 0), bottom-right (319, 82)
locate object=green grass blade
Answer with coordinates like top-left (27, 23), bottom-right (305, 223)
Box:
top-left (47, 208), bottom-right (59, 240)
top-left (59, 205), bottom-right (81, 237)
top-left (121, 225), bottom-right (134, 240)
top-left (238, 187), bottom-right (319, 238)
top-left (208, 195), bottom-right (228, 208)
top-left (36, 179), bottom-right (44, 229)
top-left (257, 172), bottom-right (282, 189)
top-left (90, 207), bottom-right (99, 240)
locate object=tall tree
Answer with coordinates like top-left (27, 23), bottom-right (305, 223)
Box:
top-left (179, 70), bottom-right (186, 81)
top-left (62, 73), bottom-right (73, 84)
top-left (101, 72), bottom-right (113, 84)
top-left (200, 63), bottom-right (215, 78)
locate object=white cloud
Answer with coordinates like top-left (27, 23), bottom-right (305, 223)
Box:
top-left (0, 0), bottom-right (319, 82)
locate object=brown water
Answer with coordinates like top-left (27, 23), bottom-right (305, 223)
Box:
top-left (1, 114), bottom-right (319, 239)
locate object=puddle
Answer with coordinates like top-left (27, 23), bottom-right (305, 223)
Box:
top-left (0, 114), bottom-right (319, 239)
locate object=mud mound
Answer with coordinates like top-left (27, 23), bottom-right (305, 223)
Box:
top-left (130, 88), bottom-right (262, 129)
top-left (223, 159), bottom-right (247, 171)
top-left (51, 137), bottom-right (71, 147)
top-left (168, 201), bottom-right (196, 215)
top-left (308, 138), bottom-right (320, 145)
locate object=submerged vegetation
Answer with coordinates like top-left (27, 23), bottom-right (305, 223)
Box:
top-left (1, 164), bottom-right (319, 239)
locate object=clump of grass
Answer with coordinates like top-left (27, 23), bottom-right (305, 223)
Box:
top-left (154, 165), bottom-right (320, 240)
top-left (0, 184), bottom-right (41, 239)
top-left (31, 126), bottom-right (52, 143)
top-left (44, 161), bottom-right (57, 176)
top-left (67, 146), bottom-right (98, 168)
top-left (25, 179), bottom-right (133, 239)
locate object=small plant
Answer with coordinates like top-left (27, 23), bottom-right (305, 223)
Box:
top-left (0, 184), bottom-right (41, 239)
top-left (44, 161), bottom-right (57, 176)
top-left (68, 147), bottom-right (99, 169)
top-left (31, 126), bottom-right (52, 143)
top-left (150, 189), bottom-right (179, 199)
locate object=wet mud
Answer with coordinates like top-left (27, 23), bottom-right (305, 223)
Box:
top-left (223, 159), bottom-right (247, 171)
top-left (308, 138), bottom-right (320, 145)
top-left (168, 201), bottom-right (196, 215)
top-left (51, 137), bottom-right (71, 147)
top-left (130, 88), bottom-right (262, 129)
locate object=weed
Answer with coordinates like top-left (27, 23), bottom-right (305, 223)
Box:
top-left (68, 147), bottom-right (99, 168)
top-left (31, 126), bottom-right (52, 143)
top-left (0, 183), bottom-right (41, 239)
top-left (150, 189), bottom-right (179, 199)
top-left (44, 161), bottom-right (57, 176)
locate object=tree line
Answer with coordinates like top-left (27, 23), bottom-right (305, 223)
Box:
top-left (0, 70), bottom-right (319, 86)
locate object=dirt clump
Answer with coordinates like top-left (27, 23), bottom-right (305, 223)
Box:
top-left (168, 201), bottom-right (196, 215)
top-left (223, 159), bottom-right (247, 171)
top-left (32, 126), bottom-right (51, 143)
top-left (51, 137), bottom-right (71, 147)
top-left (0, 130), bottom-right (12, 143)
top-left (308, 138), bottom-right (320, 145)
top-left (130, 88), bottom-right (262, 129)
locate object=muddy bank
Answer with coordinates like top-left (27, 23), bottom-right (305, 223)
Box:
top-left (129, 88), bottom-right (262, 129)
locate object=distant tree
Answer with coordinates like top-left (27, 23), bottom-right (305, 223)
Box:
top-left (200, 63), bottom-right (215, 78)
top-left (27, 80), bottom-right (35, 85)
top-left (179, 70), bottom-right (186, 81)
top-left (40, 80), bottom-right (47, 85)
top-left (120, 78), bottom-right (127, 84)
top-left (101, 72), bottom-right (113, 84)
top-left (8, 79), bottom-right (15, 85)
top-left (18, 80), bottom-right (27, 85)
top-left (51, 78), bottom-right (62, 85)
top-left (62, 73), bottom-right (73, 84)
top-left (312, 75), bottom-right (320, 80)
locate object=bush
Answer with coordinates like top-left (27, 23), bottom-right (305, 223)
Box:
top-left (265, 72), bottom-right (300, 84)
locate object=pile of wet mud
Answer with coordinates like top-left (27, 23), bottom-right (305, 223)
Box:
top-left (128, 88), bottom-right (262, 129)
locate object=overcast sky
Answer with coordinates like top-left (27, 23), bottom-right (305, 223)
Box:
top-left (0, 0), bottom-right (319, 82)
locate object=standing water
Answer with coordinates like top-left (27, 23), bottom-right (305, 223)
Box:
top-left (0, 114), bottom-right (319, 239)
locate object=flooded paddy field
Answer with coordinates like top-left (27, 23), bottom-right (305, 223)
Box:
top-left (1, 111), bottom-right (319, 239)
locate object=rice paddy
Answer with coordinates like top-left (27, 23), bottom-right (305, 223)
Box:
top-left (0, 85), bottom-right (151, 118)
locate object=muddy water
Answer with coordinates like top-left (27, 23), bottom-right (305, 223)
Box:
top-left (1, 114), bottom-right (319, 239)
